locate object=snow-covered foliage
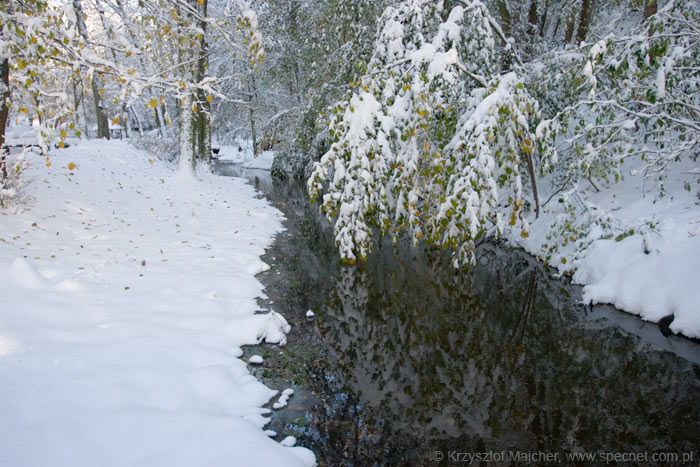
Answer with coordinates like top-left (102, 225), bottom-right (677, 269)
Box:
top-left (0, 0), bottom-right (264, 174)
top-left (245, 0), bottom-right (386, 179)
top-left (531, 0), bottom-right (700, 263)
top-left (0, 151), bottom-right (28, 209)
top-left (538, 1), bottom-right (700, 182)
top-left (0, 2), bottom-right (85, 151)
top-left (309, 0), bottom-right (540, 266)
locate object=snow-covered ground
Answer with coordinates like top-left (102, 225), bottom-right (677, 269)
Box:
top-left (0, 140), bottom-right (315, 466)
top-left (509, 157), bottom-right (700, 339)
top-left (214, 138), bottom-right (275, 170)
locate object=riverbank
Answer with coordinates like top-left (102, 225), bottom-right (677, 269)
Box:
top-left (0, 140), bottom-right (314, 466)
top-left (505, 156), bottom-right (700, 339)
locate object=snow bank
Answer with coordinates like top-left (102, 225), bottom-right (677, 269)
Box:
top-left (214, 138), bottom-right (275, 170)
top-left (0, 140), bottom-right (314, 466)
top-left (509, 157), bottom-right (700, 338)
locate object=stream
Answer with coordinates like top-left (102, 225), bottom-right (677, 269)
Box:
top-left (215, 163), bottom-right (700, 466)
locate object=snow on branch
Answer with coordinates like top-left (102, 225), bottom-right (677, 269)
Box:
top-left (309, 0), bottom-right (540, 266)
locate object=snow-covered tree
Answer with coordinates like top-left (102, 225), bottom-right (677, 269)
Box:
top-left (308, 0), bottom-right (541, 267)
top-left (527, 0), bottom-right (700, 268)
top-left (252, 0), bottom-right (385, 178)
top-left (536, 1), bottom-right (700, 182)
top-left (0, 0), bottom-right (263, 181)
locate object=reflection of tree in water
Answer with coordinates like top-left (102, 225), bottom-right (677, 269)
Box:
top-left (256, 178), bottom-right (699, 465)
top-left (314, 242), bottom-right (700, 465)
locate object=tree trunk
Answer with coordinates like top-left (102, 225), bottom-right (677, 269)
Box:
top-left (539, 0), bottom-right (549, 37)
top-left (96, 0), bottom-right (128, 139)
top-left (195, 0), bottom-right (211, 164)
top-left (289, 0), bottom-right (303, 103)
top-left (155, 97), bottom-right (166, 137)
top-left (203, 100), bottom-right (211, 164)
top-left (0, 58), bottom-right (10, 181)
top-left (178, 95), bottom-right (195, 175)
top-left (643, 0), bottom-right (657, 62)
top-left (248, 74), bottom-right (258, 156)
top-left (496, 0), bottom-right (512, 37)
top-left (129, 106), bottom-right (143, 136)
top-left (643, 0), bottom-right (657, 20)
top-left (90, 76), bottom-right (110, 139)
top-left (564, 17), bottom-right (576, 43)
top-left (73, 0), bottom-right (109, 139)
top-left (525, 151), bottom-right (540, 218)
top-left (528, 0), bottom-right (538, 34)
top-left (249, 104), bottom-right (257, 157)
top-left (79, 78), bottom-right (89, 135)
top-left (176, 1), bottom-right (197, 175)
top-left (122, 103), bottom-right (129, 139)
top-left (576, 0), bottom-right (593, 43)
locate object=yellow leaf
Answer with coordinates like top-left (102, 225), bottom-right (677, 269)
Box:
top-left (60, 130), bottom-right (67, 138)
top-left (520, 230), bottom-right (529, 238)
top-left (150, 98), bottom-right (158, 108)
top-left (148, 158), bottom-right (154, 165)
top-left (68, 162), bottom-right (76, 170)
top-left (112, 117), bottom-right (120, 125)
top-left (206, 95), bottom-right (213, 103)
top-left (58, 142), bottom-right (65, 149)
top-left (45, 160), bottom-right (51, 167)
top-left (192, 103), bottom-right (198, 112)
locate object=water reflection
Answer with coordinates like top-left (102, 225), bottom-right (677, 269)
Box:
top-left (218, 167), bottom-right (700, 466)
top-left (316, 242), bottom-right (699, 464)
top-left (211, 162), bottom-right (273, 192)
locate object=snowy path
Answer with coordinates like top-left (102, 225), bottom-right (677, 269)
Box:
top-left (0, 141), bottom-right (314, 466)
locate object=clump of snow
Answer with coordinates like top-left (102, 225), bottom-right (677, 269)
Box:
top-left (273, 388), bottom-right (295, 410)
top-left (0, 140), bottom-right (314, 466)
top-left (249, 355), bottom-right (264, 365)
top-left (280, 436), bottom-right (297, 447)
top-left (256, 310), bottom-right (291, 346)
top-left (305, 310), bottom-right (315, 318)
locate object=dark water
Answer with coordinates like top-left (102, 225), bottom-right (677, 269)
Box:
top-left (215, 163), bottom-right (700, 466)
